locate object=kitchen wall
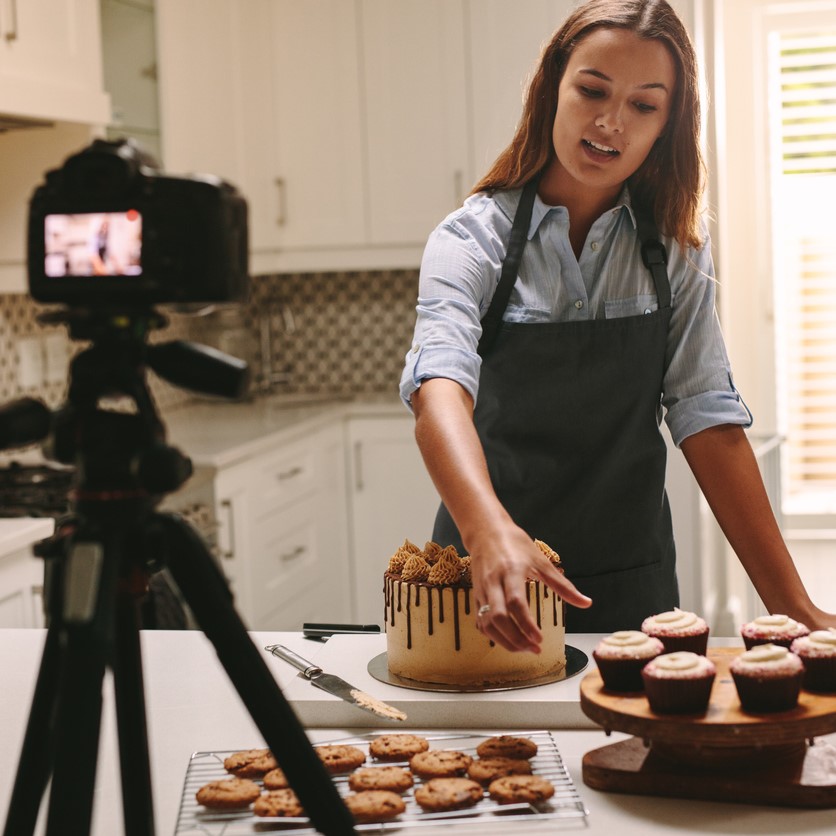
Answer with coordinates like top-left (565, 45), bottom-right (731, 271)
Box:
top-left (0, 268), bottom-right (419, 425)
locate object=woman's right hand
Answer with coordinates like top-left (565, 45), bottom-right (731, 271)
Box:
top-left (464, 520), bottom-right (592, 653)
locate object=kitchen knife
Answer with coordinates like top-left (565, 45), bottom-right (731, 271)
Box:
top-left (266, 644), bottom-right (406, 722)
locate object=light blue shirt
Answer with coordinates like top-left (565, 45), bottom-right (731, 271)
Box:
top-left (400, 187), bottom-right (752, 447)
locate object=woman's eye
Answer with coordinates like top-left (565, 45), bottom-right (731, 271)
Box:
top-left (579, 86), bottom-right (604, 98)
top-left (635, 102), bottom-right (658, 113)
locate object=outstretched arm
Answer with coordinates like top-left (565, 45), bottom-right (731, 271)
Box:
top-left (411, 377), bottom-right (591, 653)
top-left (680, 424), bottom-right (836, 629)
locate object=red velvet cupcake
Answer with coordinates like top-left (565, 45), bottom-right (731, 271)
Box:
top-left (730, 643), bottom-right (804, 712)
top-left (593, 630), bottom-right (664, 692)
top-left (641, 651), bottom-right (716, 714)
top-left (740, 614), bottom-right (809, 650)
top-left (641, 608), bottom-right (710, 655)
top-left (791, 629), bottom-right (836, 693)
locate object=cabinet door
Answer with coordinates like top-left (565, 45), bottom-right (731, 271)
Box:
top-left (0, 0), bottom-right (110, 124)
top-left (467, 0), bottom-right (572, 179)
top-left (361, 0), bottom-right (469, 245)
top-left (346, 416), bottom-right (440, 624)
top-left (268, 0), bottom-right (366, 250)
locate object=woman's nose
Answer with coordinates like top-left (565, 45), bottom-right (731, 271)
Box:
top-left (595, 105), bottom-right (624, 133)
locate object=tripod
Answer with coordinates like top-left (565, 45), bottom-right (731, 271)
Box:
top-left (1, 309), bottom-right (356, 835)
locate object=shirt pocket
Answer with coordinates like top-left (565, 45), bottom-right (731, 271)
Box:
top-left (604, 293), bottom-right (658, 319)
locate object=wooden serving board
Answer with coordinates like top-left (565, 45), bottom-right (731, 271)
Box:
top-left (579, 646), bottom-right (836, 808)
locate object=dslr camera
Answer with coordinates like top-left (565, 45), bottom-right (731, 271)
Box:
top-left (27, 138), bottom-right (248, 307)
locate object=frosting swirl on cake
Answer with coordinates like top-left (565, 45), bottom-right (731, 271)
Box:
top-left (427, 547), bottom-right (462, 585)
top-left (745, 614), bottom-right (805, 635)
top-left (401, 554), bottom-right (431, 582)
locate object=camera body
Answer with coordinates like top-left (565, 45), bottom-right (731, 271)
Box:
top-left (27, 138), bottom-right (249, 307)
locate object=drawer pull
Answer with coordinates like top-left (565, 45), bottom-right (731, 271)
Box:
top-left (219, 499), bottom-right (236, 560)
top-left (280, 545), bottom-right (306, 563)
top-left (277, 466), bottom-right (303, 481)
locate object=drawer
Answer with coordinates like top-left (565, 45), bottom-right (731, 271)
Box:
top-left (250, 442), bottom-right (318, 514)
top-left (249, 498), bottom-right (325, 624)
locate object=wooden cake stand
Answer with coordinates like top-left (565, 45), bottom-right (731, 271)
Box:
top-left (579, 647), bottom-right (836, 808)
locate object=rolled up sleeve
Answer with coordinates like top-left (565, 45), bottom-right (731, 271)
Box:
top-left (662, 232), bottom-right (753, 446)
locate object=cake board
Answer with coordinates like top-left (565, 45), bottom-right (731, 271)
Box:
top-left (579, 647), bottom-right (836, 809)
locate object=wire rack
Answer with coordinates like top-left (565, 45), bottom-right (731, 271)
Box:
top-left (174, 730), bottom-right (588, 834)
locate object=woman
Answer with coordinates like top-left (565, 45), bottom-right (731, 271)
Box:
top-left (400, 0), bottom-right (836, 652)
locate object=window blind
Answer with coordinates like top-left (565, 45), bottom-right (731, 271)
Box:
top-left (773, 29), bottom-right (836, 513)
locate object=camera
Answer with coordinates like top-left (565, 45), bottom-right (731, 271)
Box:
top-left (27, 138), bottom-right (249, 307)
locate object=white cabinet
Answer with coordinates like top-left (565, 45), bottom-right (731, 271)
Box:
top-left (212, 422), bottom-right (352, 630)
top-left (345, 415), bottom-right (440, 624)
top-left (0, 547), bottom-right (45, 628)
top-left (0, 0), bottom-right (110, 125)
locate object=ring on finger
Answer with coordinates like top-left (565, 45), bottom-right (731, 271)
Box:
top-left (477, 604), bottom-right (491, 617)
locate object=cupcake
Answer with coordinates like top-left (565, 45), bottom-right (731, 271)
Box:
top-left (641, 651), bottom-right (716, 714)
top-left (791, 628), bottom-right (836, 693)
top-left (641, 608), bottom-right (710, 655)
top-left (740, 614), bottom-right (809, 649)
top-left (592, 630), bottom-right (665, 692)
top-left (730, 643), bottom-right (804, 712)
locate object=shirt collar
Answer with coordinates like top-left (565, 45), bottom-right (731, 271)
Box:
top-left (495, 185), bottom-right (637, 240)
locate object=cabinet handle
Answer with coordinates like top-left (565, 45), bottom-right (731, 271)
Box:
top-left (354, 440), bottom-right (363, 491)
top-left (275, 177), bottom-right (287, 226)
top-left (280, 545), bottom-right (306, 563)
top-left (277, 465), bottom-right (303, 481)
top-left (4, 0), bottom-right (17, 41)
top-left (220, 499), bottom-right (236, 560)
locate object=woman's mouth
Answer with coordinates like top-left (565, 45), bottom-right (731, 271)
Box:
top-left (582, 139), bottom-right (620, 159)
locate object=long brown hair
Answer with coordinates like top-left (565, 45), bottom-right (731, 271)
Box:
top-left (472, 0), bottom-right (705, 250)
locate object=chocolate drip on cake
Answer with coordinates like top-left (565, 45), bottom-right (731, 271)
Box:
top-left (427, 586), bottom-right (433, 635)
top-left (452, 587), bottom-right (461, 650)
top-left (535, 580), bottom-right (542, 628)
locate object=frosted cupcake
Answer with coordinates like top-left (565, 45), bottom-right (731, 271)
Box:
top-left (592, 631), bottom-right (665, 692)
top-left (740, 614), bottom-right (809, 650)
top-left (730, 643), bottom-right (804, 712)
top-left (641, 608), bottom-right (710, 655)
top-left (641, 651), bottom-right (716, 714)
top-left (791, 628), bottom-right (836, 693)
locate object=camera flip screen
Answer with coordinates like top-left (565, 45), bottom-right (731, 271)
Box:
top-left (44, 211), bottom-right (142, 278)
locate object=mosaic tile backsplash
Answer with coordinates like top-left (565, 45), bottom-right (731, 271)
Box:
top-left (0, 269), bottom-right (420, 430)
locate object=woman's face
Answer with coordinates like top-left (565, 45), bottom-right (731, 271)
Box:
top-left (550, 27), bottom-right (676, 202)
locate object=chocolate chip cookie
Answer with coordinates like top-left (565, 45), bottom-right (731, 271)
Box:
top-left (223, 748), bottom-right (278, 778)
top-left (343, 790), bottom-right (406, 823)
top-left (467, 756), bottom-right (533, 785)
top-left (476, 735), bottom-right (538, 760)
top-left (488, 774), bottom-right (555, 805)
top-left (409, 749), bottom-right (472, 779)
top-left (314, 744), bottom-right (366, 774)
top-left (368, 733), bottom-right (430, 762)
top-left (348, 766), bottom-right (414, 793)
top-left (414, 777), bottom-right (483, 812)
top-left (195, 777), bottom-right (261, 809)
top-left (262, 767), bottom-right (289, 790)
top-left (253, 788), bottom-right (305, 818)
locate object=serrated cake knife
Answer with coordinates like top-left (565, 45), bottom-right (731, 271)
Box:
top-left (266, 644), bottom-right (407, 722)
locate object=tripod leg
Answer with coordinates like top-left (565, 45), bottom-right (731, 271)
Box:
top-left (157, 513), bottom-right (356, 836)
top-left (3, 627), bottom-right (62, 836)
top-left (44, 541), bottom-right (117, 836)
top-left (112, 575), bottom-right (155, 836)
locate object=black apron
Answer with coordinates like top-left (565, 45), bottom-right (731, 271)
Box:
top-left (433, 180), bottom-right (678, 632)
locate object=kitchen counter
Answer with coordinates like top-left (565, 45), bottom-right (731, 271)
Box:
top-left (162, 394), bottom-right (404, 469)
top-left (0, 627), bottom-right (833, 835)
top-left (0, 518), bottom-right (53, 560)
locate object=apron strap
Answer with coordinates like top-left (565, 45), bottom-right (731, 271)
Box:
top-left (634, 206), bottom-right (672, 309)
top-left (477, 178), bottom-right (540, 358)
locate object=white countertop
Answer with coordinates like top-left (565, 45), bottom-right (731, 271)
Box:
top-left (162, 395), bottom-right (405, 469)
top-left (0, 518), bottom-right (54, 560)
top-left (1, 627), bottom-right (833, 835)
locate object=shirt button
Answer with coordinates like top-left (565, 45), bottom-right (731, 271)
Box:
top-left (574, 300), bottom-right (584, 310)
top-left (644, 308), bottom-right (652, 315)
top-left (412, 344), bottom-right (420, 353)
top-left (590, 242), bottom-right (599, 251)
